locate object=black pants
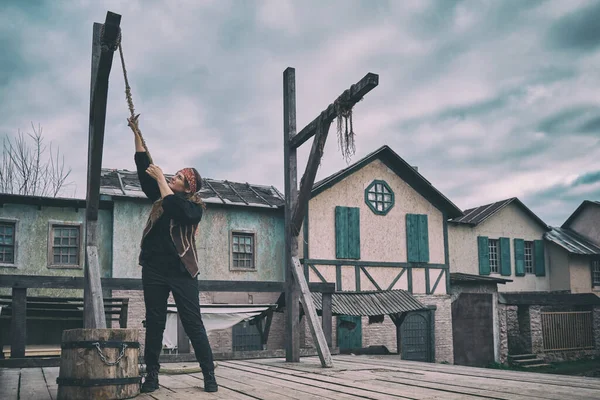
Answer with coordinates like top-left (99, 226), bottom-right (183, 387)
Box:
top-left (142, 266), bottom-right (215, 373)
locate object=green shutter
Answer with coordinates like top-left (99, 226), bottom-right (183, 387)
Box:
top-left (335, 206), bottom-right (348, 258)
top-left (514, 239), bottom-right (525, 276)
top-left (406, 214), bottom-right (420, 262)
top-left (478, 236), bottom-right (490, 275)
top-left (336, 206), bottom-right (360, 259)
top-left (418, 214), bottom-right (429, 263)
top-left (347, 207), bottom-right (360, 259)
top-left (499, 237), bottom-right (511, 276)
top-left (534, 240), bottom-right (545, 276)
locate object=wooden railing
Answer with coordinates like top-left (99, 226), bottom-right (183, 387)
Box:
top-left (0, 275), bottom-right (334, 364)
top-left (541, 311), bottom-right (594, 351)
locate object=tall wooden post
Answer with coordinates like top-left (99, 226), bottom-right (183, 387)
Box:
top-left (283, 67), bottom-right (300, 362)
top-left (282, 67), bottom-right (379, 367)
top-left (84, 11), bottom-right (121, 329)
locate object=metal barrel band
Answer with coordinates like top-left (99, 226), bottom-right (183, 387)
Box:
top-left (61, 341), bottom-right (140, 349)
top-left (56, 377), bottom-right (141, 387)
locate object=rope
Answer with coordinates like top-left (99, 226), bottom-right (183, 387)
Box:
top-left (100, 24), bottom-right (153, 164)
top-left (117, 40), bottom-right (154, 164)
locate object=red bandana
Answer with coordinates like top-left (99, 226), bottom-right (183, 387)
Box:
top-left (179, 168), bottom-right (197, 193)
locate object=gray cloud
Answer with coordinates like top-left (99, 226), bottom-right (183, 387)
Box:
top-left (1, 0), bottom-right (600, 228)
top-left (546, 0), bottom-right (600, 51)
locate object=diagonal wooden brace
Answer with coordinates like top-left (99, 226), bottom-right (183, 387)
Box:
top-left (291, 256), bottom-right (333, 367)
top-left (291, 116), bottom-right (332, 236)
top-left (289, 72), bottom-right (379, 150)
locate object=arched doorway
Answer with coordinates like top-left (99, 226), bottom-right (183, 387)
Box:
top-left (400, 311), bottom-right (433, 362)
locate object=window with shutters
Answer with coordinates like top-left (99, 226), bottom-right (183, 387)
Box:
top-left (0, 220), bottom-right (17, 267)
top-left (48, 222), bottom-right (82, 269)
top-left (335, 206), bottom-right (360, 259)
top-left (524, 241), bottom-right (534, 274)
top-left (365, 180), bottom-right (394, 215)
top-left (406, 214), bottom-right (429, 263)
top-left (489, 239), bottom-right (499, 273)
top-left (592, 260), bottom-right (600, 287)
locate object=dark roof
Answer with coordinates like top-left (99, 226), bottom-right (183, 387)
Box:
top-left (311, 145), bottom-right (463, 219)
top-left (562, 200), bottom-right (600, 229)
top-left (100, 169), bottom-right (285, 209)
top-left (498, 292), bottom-right (600, 306)
top-left (310, 290), bottom-right (428, 316)
top-left (0, 193), bottom-right (112, 210)
top-left (450, 272), bottom-right (513, 284)
top-left (449, 197), bottom-right (549, 230)
top-left (544, 227), bottom-right (600, 255)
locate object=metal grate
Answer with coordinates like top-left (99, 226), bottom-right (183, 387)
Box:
top-left (232, 320), bottom-right (262, 351)
top-left (541, 311), bottom-right (594, 352)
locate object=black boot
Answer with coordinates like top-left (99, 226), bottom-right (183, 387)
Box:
top-left (141, 366), bottom-right (160, 393)
top-left (203, 370), bottom-right (218, 392)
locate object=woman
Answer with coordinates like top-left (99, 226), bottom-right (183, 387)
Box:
top-left (128, 116), bottom-right (218, 393)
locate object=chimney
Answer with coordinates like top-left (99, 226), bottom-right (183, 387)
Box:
top-left (412, 166), bottom-right (418, 172)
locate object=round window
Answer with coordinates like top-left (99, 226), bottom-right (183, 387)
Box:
top-left (365, 180), bottom-right (394, 215)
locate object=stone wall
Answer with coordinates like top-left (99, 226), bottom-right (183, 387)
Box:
top-left (497, 304), bottom-right (508, 364)
top-left (506, 305), bottom-right (532, 355)
top-left (111, 290), bottom-right (286, 359)
top-left (302, 294), bottom-right (453, 364)
top-left (413, 294), bottom-right (454, 364)
top-left (529, 305), bottom-right (600, 363)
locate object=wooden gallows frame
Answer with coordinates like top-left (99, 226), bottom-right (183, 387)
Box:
top-left (283, 68), bottom-right (379, 367)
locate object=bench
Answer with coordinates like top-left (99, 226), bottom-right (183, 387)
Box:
top-left (0, 295), bottom-right (129, 358)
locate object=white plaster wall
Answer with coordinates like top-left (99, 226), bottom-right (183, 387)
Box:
top-left (568, 205), bottom-right (600, 246)
top-left (448, 202), bottom-right (550, 292)
top-left (569, 254), bottom-right (593, 294)
top-left (547, 242), bottom-right (571, 291)
top-left (307, 159), bottom-right (446, 295)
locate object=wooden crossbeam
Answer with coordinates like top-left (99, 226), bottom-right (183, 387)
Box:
top-left (290, 73), bottom-right (379, 235)
top-left (0, 274), bottom-right (334, 293)
top-left (289, 72), bottom-right (379, 149)
top-left (84, 11), bottom-right (121, 329)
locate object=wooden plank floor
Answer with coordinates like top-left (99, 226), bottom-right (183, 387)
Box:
top-left (2, 355), bottom-right (600, 399)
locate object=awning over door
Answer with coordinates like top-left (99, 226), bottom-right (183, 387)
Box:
top-left (310, 290), bottom-right (428, 316)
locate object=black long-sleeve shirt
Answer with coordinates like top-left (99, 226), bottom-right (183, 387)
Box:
top-left (135, 152), bottom-right (203, 273)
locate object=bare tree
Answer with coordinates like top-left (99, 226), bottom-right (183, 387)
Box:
top-left (0, 123), bottom-right (73, 197)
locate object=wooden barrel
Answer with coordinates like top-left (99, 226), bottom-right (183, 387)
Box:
top-left (56, 328), bottom-right (140, 400)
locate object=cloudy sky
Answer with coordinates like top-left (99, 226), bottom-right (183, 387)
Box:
top-left (1, 0), bottom-right (600, 227)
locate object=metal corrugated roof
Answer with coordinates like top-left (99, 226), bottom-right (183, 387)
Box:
top-left (100, 169), bottom-right (285, 209)
top-left (544, 227), bottom-right (600, 255)
top-left (449, 197), bottom-right (549, 230)
top-left (311, 290), bottom-right (427, 316)
top-left (450, 272), bottom-right (513, 284)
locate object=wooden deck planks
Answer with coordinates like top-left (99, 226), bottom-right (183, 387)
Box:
top-left (334, 355), bottom-right (600, 390)
top-left (216, 363), bottom-right (361, 400)
top-left (330, 358), bottom-right (600, 400)
top-left (5, 355), bottom-right (600, 400)
top-left (41, 367), bottom-right (59, 400)
top-left (0, 368), bottom-right (20, 400)
top-left (18, 367), bottom-right (52, 400)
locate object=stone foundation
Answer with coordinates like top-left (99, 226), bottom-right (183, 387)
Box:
top-left (414, 294), bottom-right (454, 364)
top-left (111, 290), bottom-right (286, 358)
